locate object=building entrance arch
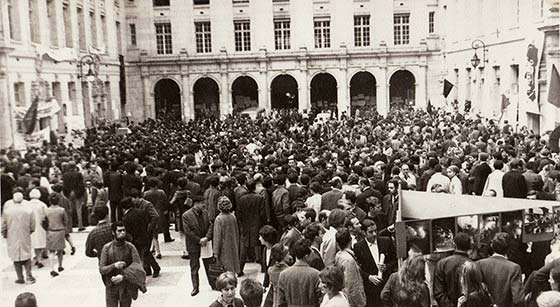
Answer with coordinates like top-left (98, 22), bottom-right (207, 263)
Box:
top-left (154, 78), bottom-right (181, 120)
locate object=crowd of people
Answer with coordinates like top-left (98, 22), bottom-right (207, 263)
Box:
top-left (2, 106), bottom-right (560, 307)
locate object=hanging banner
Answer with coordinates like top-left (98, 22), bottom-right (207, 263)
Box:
top-left (14, 99), bottom-right (61, 120)
top-left (13, 127), bottom-right (51, 150)
top-left (522, 28), bottom-right (545, 106)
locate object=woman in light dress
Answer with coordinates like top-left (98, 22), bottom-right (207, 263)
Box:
top-left (319, 266), bottom-right (350, 307)
top-left (45, 193), bottom-right (68, 277)
top-left (28, 189), bottom-right (47, 268)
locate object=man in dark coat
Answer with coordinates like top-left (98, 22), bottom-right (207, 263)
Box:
top-left (233, 173), bottom-right (248, 212)
top-left (356, 178), bottom-right (383, 213)
top-left (272, 175), bottom-right (290, 229)
top-left (287, 172), bottom-right (303, 205)
top-left (381, 180), bottom-right (399, 228)
top-left (185, 171), bottom-right (202, 198)
top-left (503, 158), bottom-right (529, 198)
top-left (477, 232), bottom-right (524, 307)
top-left (433, 233), bottom-right (473, 307)
top-left (320, 177), bottom-right (343, 211)
top-left (469, 153), bottom-right (492, 195)
top-left (121, 197), bottom-right (161, 278)
top-left (182, 195), bottom-right (213, 296)
top-left (104, 161), bottom-right (124, 222)
top-left (62, 162), bottom-right (86, 230)
top-left (354, 219), bottom-right (396, 307)
top-left (204, 175), bottom-right (221, 221)
top-left (237, 180), bottom-right (265, 276)
top-left (122, 162), bottom-right (143, 197)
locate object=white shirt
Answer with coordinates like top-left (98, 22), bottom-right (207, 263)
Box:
top-left (426, 173), bottom-right (451, 193)
top-left (265, 247), bottom-right (272, 267)
top-left (449, 176), bottom-right (463, 195)
top-left (367, 239), bottom-right (380, 268)
top-left (483, 169), bottom-right (504, 197)
top-left (305, 194), bottom-right (322, 221)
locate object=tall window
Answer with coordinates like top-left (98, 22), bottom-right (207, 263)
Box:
top-left (7, 0), bottom-right (21, 40)
top-left (129, 24), bottom-right (137, 46)
top-left (428, 11), bottom-right (435, 33)
top-left (90, 11), bottom-right (97, 48)
top-left (68, 82), bottom-right (78, 115)
top-left (63, 3), bottom-right (72, 47)
top-left (101, 15), bottom-right (107, 49)
top-left (195, 22), bottom-right (212, 53)
top-left (47, 0), bottom-right (58, 46)
top-left (155, 23), bottom-right (172, 54)
top-left (354, 15), bottom-right (370, 47)
top-left (274, 19), bottom-right (290, 50)
top-left (78, 7), bottom-right (86, 50)
top-left (29, 0), bottom-right (40, 43)
top-left (393, 13), bottom-right (410, 45)
top-left (116, 21), bottom-right (122, 53)
top-left (314, 18), bottom-right (330, 48)
top-left (153, 0), bottom-right (170, 6)
top-left (234, 20), bottom-right (251, 52)
top-left (14, 82), bottom-right (25, 107)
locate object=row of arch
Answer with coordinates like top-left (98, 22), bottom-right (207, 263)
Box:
top-left (154, 70), bottom-right (416, 119)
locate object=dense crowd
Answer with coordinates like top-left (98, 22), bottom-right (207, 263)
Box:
top-left (3, 106), bottom-right (560, 307)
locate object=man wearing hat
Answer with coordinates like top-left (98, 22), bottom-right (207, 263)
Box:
top-left (182, 194), bottom-right (213, 296)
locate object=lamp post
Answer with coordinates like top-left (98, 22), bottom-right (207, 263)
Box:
top-left (78, 54), bottom-right (105, 126)
top-left (470, 39), bottom-right (488, 68)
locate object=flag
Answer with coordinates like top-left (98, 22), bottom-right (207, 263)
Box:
top-left (549, 64), bottom-right (560, 107)
top-left (427, 99), bottom-right (433, 114)
top-left (501, 94), bottom-right (511, 112)
top-left (22, 96), bottom-right (39, 134)
top-left (443, 79), bottom-right (454, 98)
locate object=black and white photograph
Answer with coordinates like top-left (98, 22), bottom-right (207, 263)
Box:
top-left (1, 0), bottom-right (560, 306)
top-left (431, 217), bottom-right (455, 253)
top-left (523, 206), bottom-right (555, 242)
top-left (501, 210), bottom-right (523, 239)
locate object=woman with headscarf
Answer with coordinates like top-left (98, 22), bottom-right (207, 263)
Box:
top-left (213, 196), bottom-right (240, 275)
top-left (28, 189), bottom-right (47, 268)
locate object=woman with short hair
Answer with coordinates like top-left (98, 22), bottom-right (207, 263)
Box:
top-left (45, 193), bottom-right (68, 277)
top-left (213, 196), bottom-right (240, 274)
top-left (319, 265), bottom-right (350, 307)
top-left (209, 272), bottom-right (244, 307)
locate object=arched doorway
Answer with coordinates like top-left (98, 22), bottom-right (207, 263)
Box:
top-left (350, 72), bottom-right (377, 117)
top-left (154, 79), bottom-right (181, 120)
top-left (231, 76), bottom-right (259, 113)
top-left (193, 77), bottom-right (220, 119)
top-left (389, 70), bottom-right (415, 111)
top-left (310, 73), bottom-right (338, 115)
top-left (270, 74), bottom-right (298, 110)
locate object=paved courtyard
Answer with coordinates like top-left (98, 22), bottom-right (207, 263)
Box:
top-left (0, 228), bottom-right (265, 306)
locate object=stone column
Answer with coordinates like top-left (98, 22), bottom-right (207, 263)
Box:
top-left (141, 68), bottom-right (151, 120)
top-left (377, 67), bottom-right (389, 116)
top-left (0, 52), bottom-right (14, 148)
top-left (181, 68), bottom-right (193, 121)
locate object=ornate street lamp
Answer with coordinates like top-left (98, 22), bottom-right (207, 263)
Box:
top-left (470, 39), bottom-right (488, 68)
top-left (78, 54), bottom-right (105, 125)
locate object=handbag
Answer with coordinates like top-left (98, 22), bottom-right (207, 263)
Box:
top-left (207, 258), bottom-right (226, 290)
top-left (41, 217), bottom-right (49, 231)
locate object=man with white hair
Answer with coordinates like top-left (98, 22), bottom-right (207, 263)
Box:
top-left (1, 190), bottom-right (36, 284)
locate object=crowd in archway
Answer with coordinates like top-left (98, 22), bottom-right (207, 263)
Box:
top-left (3, 106), bottom-right (560, 307)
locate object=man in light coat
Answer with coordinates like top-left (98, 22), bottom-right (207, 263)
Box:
top-left (1, 191), bottom-right (36, 284)
top-left (483, 160), bottom-right (505, 197)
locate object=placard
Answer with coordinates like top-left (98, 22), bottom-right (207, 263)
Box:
top-left (396, 219), bottom-right (431, 259)
top-left (432, 217), bottom-right (455, 253)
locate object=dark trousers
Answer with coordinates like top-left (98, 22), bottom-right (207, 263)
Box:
top-left (240, 241), bottom-right (260, 273)
top-left (109, 200), bottom-right (123, 223)
top-left (14, 260), bottom-right (32, 281)
top-left (105, 285), bottom-right (131, 307)
top-left (134, 242), bottom-right (160, 275)
top-left (189, 252), bottom-right (212, 288)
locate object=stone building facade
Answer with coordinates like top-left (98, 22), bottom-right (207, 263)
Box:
top-left (0, 0), bottom-right (124, 148)
top-left (440, 0), bottom-right (559, 134)
top-left (124, 0), bottom-right (444, 122)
